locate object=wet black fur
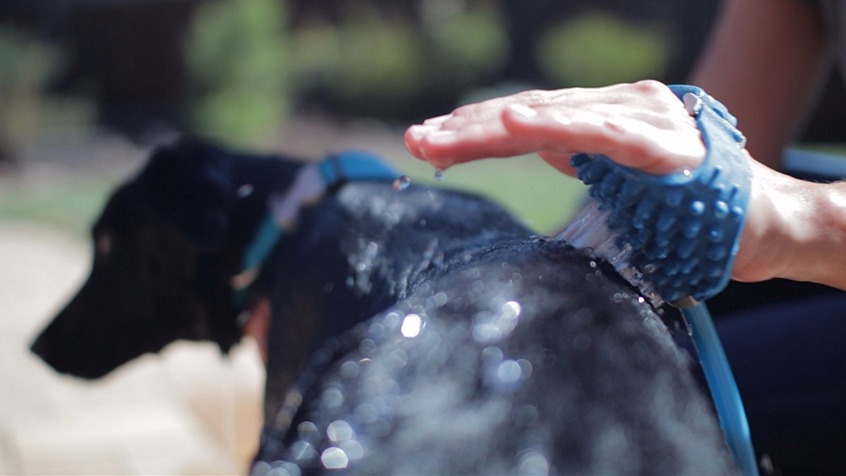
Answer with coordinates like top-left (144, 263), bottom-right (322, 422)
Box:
top-left (31, 138), bottom-right (735, 474)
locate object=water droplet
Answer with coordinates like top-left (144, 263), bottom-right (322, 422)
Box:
top-left (321, 447), bottom-right (349, 469)
top-left (367, 322), bottom-right (385, 339)
top-left (518, 449), bottom-right (551, 476)
top-left (339, 360), bottom-right (360, 379)
top-left (321, 387), bottom-right (345, 408)
top-left (517, 358), bottom-right (533, 379)
top-left (482, 345), bottom-right (504, 364)
top-left (289, 440), bottom-right (318, 462)
top-left (472, 301), bottom-right (522, 343)
top-left (338, 439), bottom-right (366, 460)
top-left (297, 421), bottom-right (320, 442)
top-left (327, 420), bottom-right (355, 442)
top-left (400, 313), bottom-right (423, 338)
top-left (497, 359), bottom-right (523, 383)
top-left (434, 168), bottom-right (444, 182)
top-left (392, 175), bottom-right (411, 191)
top-left (236, 183), bottom-right (254, 198)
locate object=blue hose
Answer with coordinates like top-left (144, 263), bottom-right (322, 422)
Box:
top-left (682, 302), bottom-right (758, 476)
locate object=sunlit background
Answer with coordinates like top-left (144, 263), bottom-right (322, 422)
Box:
top-left (1, 0), bottom-right (845, 474)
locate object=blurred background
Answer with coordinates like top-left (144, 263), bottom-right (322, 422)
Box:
top-left (1, 0), bottom-right (845, 474)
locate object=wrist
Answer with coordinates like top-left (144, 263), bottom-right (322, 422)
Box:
top-left (802, 180), bottom-right (846, 288)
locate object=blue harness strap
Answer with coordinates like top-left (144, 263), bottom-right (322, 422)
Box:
top-left (231, 151), bottom-right (401, 306)
top-left (318, 150), bottom-right (403, 184)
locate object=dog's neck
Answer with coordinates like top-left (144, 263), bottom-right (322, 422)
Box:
top-left (230, 153), bottom-right (402, 306)
top-left (200, 152), bottom-right (403, 353)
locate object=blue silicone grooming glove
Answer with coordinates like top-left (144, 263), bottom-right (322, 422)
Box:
top-left (567, 85), bottom-right (759, 476)
top-left (569, 84), bottom-right (751, 305)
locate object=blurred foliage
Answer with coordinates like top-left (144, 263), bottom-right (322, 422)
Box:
top-left (289, 6), bottom-right (424, 117)
top-left (536, 10), bottom-right (671, 88)
top-left (180, 1), bottom-right (675, 144)
top-left (399, 153), bottom-right (584, 234)
top-left (419, 1), bottom-right (509, 97)
top-left (0, 173), bottom-right (123, 236)
top-left (290, 0), bottom-right (508, 119)
top-left (0, 25), bottom-right (94, 162)
top-left (184, 0), bottom-right (291, 148)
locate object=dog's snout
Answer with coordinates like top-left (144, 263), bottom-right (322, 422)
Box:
top-left (29, 333), bottom-right (50, 361)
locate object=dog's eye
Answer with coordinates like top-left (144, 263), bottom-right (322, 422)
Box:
top-left (96, 232), bottom-right (113, 257)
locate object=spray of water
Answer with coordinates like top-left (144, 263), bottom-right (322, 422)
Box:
top-left (555, 200), bottom-right (663, 307)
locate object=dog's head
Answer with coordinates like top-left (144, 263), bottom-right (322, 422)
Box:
top-left (31, 138), bottom-right (302, 378)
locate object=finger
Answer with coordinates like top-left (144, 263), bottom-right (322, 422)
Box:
top-left (403, 125), bottom-right (427, 159)
top-left (502, 103), bottom-right (705, 175)
top-left (406, 119), bottom-right (540, 169)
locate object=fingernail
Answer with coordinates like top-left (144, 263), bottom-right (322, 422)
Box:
top-left (406, 125), bottom-right (425, 140)
top-left (424, 114), bottom-right (453, 126)
top-left (407, 124), bottom-right (442, 140)
top-left (424, 129), bottom-right (458, 143)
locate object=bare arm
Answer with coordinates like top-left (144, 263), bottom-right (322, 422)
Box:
top-left (737, 162), bottom-right (846, 290)
top-left (690, 0), bottom-right (831, 168)
top-left (404, 81), bottom-right (846, 291)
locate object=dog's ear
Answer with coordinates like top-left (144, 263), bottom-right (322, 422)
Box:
top-left (133, 137), bottom-right (236, 250)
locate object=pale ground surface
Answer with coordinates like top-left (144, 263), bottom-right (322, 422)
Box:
top-left (0, 118), bottom-right (418, 476)
top-left (0, 118), bottom-right (416, 476)
top-left (0, 221), bottom-right (265, 475)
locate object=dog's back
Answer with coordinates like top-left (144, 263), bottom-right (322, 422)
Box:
top-left (255, 219), bottom-right (735, 474)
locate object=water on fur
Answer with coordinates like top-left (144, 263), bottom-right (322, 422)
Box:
top-left (555, 200), bottom-right (664, 307)
top-left (255, 300), bottom-right (556, 475)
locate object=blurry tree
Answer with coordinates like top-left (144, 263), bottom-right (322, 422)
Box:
top-left (0, 26), bottom-right (55, 163)
top-left (184, 0), bottom-right (291, 148)
top-left (289, 3), bottom-right (423, 119)
top-left (418, 0), bottom-right (509, 106)
top-left (0, 24), bottom-right (94, 165)
top-left (289, 0), bottom-right (508, 120)
top-left (536, 10), bottom-right (671, 88)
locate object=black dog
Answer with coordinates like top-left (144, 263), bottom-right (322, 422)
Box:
top-left (31, 138), bottom-right (735, 474)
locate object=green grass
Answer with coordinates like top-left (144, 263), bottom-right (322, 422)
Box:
top-left (0, 153), bottom-right (584, 239)
top-left (0, 172), bottom-right (124, 237)
top-left (395, 154), bottom-right (586, 234)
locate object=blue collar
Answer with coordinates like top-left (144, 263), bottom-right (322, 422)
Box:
top-left (231, 151), bottom-right (401, 307)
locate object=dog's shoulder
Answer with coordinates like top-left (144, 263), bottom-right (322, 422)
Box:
top-left (258, 240), bottom-right (735, 475)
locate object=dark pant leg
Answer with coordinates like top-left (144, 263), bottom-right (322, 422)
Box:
top-left (715, 292), bottom-right (846, 475)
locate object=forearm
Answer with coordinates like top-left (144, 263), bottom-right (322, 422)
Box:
top-left (691, 0), bottom-right (830, 169)
top-left (735, 161), bottom-right (846, 290)
top-left (790, 180), bottom-right (846, 289)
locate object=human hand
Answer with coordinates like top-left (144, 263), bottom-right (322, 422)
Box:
top-left (405, 80), bottom-right (706, 176)
top-left (405, 80), bottom-right (846, 291)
